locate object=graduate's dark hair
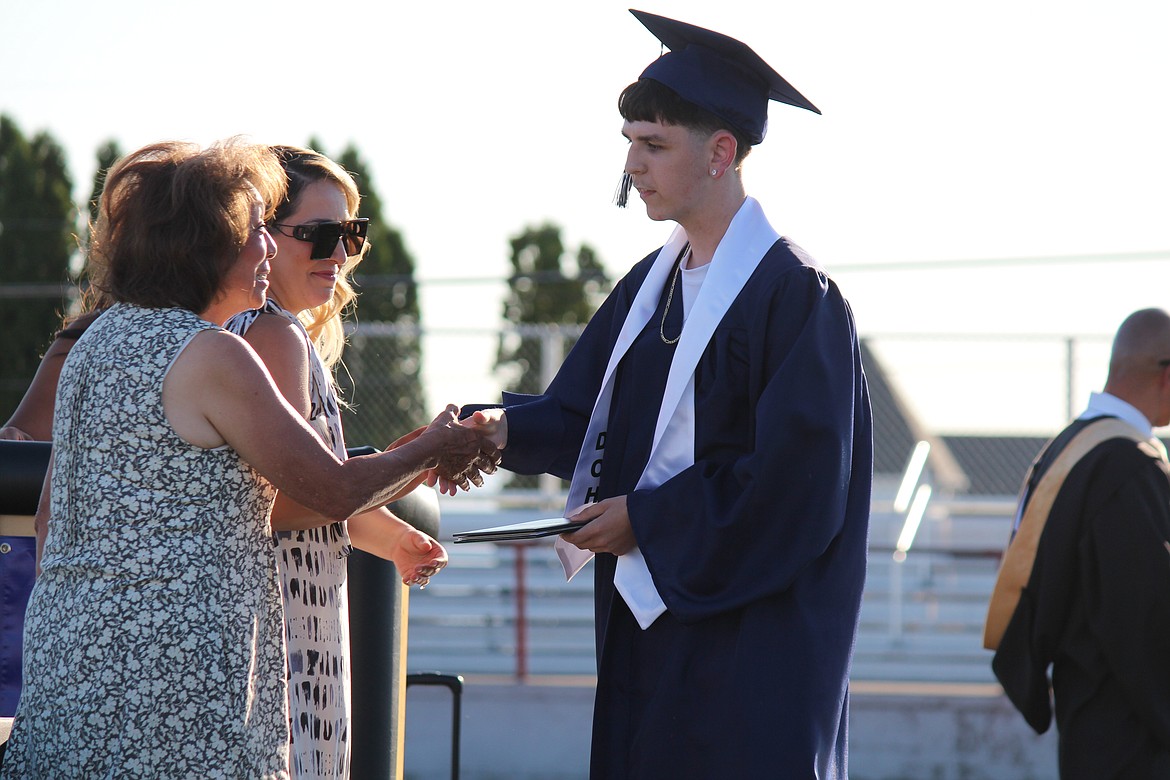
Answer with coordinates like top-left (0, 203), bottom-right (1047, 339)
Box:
top-left (618, 78), bottom-right (753, 166)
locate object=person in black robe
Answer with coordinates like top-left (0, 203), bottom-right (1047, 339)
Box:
top-left (989, 308), bottom-right (1170, 779)
top-left (461, 11), bottom-right (871, 778)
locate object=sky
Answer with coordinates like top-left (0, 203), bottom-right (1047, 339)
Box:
top-left (3, 0), bottom-right (1168, 432)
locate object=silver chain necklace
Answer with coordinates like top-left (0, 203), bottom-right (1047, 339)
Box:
top-left (659, 246), bottom-right (690, 345)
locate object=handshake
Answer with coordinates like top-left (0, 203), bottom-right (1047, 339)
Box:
top-left (395, 405), bottom-right (508, 496)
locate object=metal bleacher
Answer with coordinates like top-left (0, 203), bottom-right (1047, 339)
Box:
top-left (408, 540), bottom-right (597, 677)
top-left (853, 503), bottom-right (1006, 683)
top-left (407, 496), bottom-right (1012, 684)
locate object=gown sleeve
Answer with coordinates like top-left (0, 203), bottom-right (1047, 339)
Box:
top-left (628, 264), bottom-right (871, 623)
top-left (1082, 448), bottom-right (1170, 749)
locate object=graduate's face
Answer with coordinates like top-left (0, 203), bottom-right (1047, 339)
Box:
top-left (268, 180), bottom-right (352, 315)
top-left (622, 119), bottom-right (712, 224)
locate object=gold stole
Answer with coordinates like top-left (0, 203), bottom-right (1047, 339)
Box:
top-left (982, 418), bottom-right (1165, 650)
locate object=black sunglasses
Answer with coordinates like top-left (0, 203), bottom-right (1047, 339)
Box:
top-left (272, 218), bottom-right (369, 260)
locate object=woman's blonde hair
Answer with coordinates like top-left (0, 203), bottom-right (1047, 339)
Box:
top-left (270, 145), bottom-right (366, 368)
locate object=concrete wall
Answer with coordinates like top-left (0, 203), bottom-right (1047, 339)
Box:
top-left (402, 678), bottom-right (1059, 780)
top-left (849, 684), bottom-right (1058, 780)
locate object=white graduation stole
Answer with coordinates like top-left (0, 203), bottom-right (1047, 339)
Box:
top-left (556, 197), bottom-right (779, 629)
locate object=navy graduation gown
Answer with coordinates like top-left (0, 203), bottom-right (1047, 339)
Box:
top-left (499, 237), bottom-right (872, 779)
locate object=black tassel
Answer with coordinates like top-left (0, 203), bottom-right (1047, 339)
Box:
top-left (613, 172), bottom-right (633, 208)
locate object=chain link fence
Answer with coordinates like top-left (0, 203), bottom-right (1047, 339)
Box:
top-left (337, 322), bottom-right (427, 450)
top-left (344, 321), bottom-right (1112, 499)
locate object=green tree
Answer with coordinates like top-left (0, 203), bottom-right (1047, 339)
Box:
top-left (0, 115), bottom-right (77, 420)
top-left (497, 223), bottom-right (609, 393)
top-left (76, 139), bottom-right (123, 304)
top-left (306, 139), bottom-right (426, 447)
top-left (327, 144), bottom-right (419, 325)
top-left (496, 223), bottom-right (610, 487)
top-left (87, 139), bottom-right (122, 225)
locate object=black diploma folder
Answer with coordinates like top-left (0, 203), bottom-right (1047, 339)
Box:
top-left (451, 517), bottom-right (590, 544)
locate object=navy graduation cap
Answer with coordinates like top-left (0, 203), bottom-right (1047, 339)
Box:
top-left (631, 8), bottom-right (820, 146)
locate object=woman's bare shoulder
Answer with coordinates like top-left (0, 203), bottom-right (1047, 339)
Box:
top-left (236, 312), bottom-right (308, 367)
top-left (177, 328), bottom-right (270, 382)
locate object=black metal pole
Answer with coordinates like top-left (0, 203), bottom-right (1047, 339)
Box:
top-left (346, 449), bottom-right (440, 780)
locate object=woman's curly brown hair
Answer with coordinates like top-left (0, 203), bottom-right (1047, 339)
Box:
top-left (89, 138), bottom-right (287, 314)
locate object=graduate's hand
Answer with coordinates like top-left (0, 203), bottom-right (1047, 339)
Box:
top-left (423, 405), bottom-right (501, 496)
top-left (463, 408), bottom-right (507, 450)
top-left (560, 496), bottom-right (636, 556)
top-left (427, 408), bottom-right (507, 495)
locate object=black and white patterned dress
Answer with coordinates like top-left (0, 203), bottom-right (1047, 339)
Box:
top-left (226, 300), bottom-right (353, 780)
top-left (0, 304), bottom-right (289, 779)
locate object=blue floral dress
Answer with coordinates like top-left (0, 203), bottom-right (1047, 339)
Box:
top-left (226, 300), bottom-right (353, 780)
top-left (0, 304), bottom-right (288, 779)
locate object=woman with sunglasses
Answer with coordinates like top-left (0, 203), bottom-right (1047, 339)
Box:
top-left (224, 146), bottom-right (433, 780)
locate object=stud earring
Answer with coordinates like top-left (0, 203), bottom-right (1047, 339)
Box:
top-left (710, 168), bottom-right (718, 177)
